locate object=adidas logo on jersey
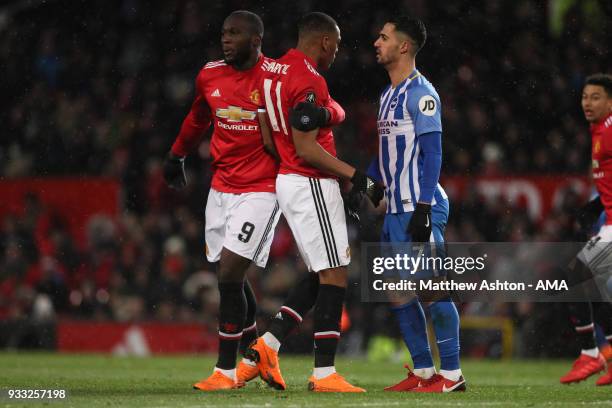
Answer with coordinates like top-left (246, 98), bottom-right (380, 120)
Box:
top-left (211, 89), bottom-right (221, 97)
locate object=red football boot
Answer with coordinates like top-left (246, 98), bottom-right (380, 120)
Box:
top-left (384, 365), bottom-right (425, 391)
top-left (412, 373), bottom-right (466, 393)
top-left (560, 353), bottom-right (605, 384)
top-left (595, 349), bottom-right (612, 386)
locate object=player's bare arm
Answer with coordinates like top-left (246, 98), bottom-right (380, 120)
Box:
top-left (291, 126), bottom-right (355, 179)
top-left (257, 110), bottom-right (280, 161)
top-left (164, 82), bottom-right (212, 189)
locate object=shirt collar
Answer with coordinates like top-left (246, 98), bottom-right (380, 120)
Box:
top-left (287, 48), bottom-right (318, 70)
top-left (592, 112), bottom-right (612, 132)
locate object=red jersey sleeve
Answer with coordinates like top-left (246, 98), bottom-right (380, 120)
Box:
top-left (325, 96), bottom-right (345, 126)
top-left (171, 70), bottom-right (212, 156)
top-left (604, 123), bottom-right (612, 154)
top-left (289, 72), bottom-right (328, 110)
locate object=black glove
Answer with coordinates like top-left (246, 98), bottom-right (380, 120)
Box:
top-left (163, 153), bottom-right (187, 190)
top-left (350, 170), bottom-right (385, 207)
top-left (576, 196), bottom-right (604, 232)
top-left (345, 170), bottom-right (385, 220)
top-left (289, 102), bottom-right (329, 131)
top-left (408, 203), bottom-right (432, 243)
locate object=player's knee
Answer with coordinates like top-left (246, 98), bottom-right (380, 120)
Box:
top-left (217, 267), bottom-right (244, 283)
top-left (318, 267), bottom-right (348, 287)
top-left (217, 248), bottom-right (251, 283)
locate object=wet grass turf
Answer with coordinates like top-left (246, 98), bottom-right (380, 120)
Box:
top-left (0, 353), bottom-right (610, 407)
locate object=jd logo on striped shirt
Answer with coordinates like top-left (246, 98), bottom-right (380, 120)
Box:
top-left (419, 95), bottom-right (437, 116)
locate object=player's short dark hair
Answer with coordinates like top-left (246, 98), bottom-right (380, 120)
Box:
top-left (387, 15), bottom-right (427, 54)
top-left (229, 10), bottom-right (264, 38)
top-left (298, 12), bottom-right (338, 37)
top-left (585, 73), bottom-right (612, 96)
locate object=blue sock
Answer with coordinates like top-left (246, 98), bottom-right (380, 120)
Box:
top-left (391, 298), bottom-right (433, 368)
top-left (428, 297), bottom-right (461, 370)
top-left (595, 323), bottom-right (607, 348)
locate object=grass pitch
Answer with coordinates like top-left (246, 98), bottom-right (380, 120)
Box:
top-left (0, 353), bottom-right (610, 407)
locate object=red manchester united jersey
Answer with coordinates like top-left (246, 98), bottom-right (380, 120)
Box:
top-left (259, 49), bottom-right (345, 179)
top-left (591, 113), bottom-right (612, 224)
top-left (171, 56), bottom-right (278, 193)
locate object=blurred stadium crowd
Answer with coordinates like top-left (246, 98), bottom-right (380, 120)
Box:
top-left (0, 0), bottom-right (610, 356)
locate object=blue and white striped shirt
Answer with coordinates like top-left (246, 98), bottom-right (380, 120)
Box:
top-left (374, 70), bottom-right (448, 214)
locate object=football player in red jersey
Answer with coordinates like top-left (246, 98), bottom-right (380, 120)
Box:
top-left (560, 73), bottom-right (612, 386)
top-left (245, 12), bottom-right (383, 393)
top-left (163, 11), bottom-right (281, 391)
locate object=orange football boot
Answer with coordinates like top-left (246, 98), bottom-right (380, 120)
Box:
top-left (245, 338), bottom-right (286, 390)
top-left (193, 370), bottom-right (237, 391)
top-left (308, 373), bottom-right (366, 393)
top-left (236, 359), bottom-right (259, 386)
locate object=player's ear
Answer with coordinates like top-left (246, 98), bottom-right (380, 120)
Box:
top-left (399, 40), bottom-right (410, 55)
top-left (321, 34), bottom-right (330, 52)
top-left (252, 35), bottom-right (262, 49)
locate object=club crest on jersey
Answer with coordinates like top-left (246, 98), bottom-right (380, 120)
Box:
top-left (389, 97), bottom-right (398, 110)
top-left (216, 106), bottom-right (256, 122)
top-left (594, 139), bottom-right (601, 153)
top-left (305, 91), bottom-right (316, 103)
top-left (250, 89), bottom-right (260, 105)
top-left (418, 95), bottom-right (437, 116)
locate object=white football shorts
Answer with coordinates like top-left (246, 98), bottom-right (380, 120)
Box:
top-left (276, 173), bottom-right (350, 272)
top-left (205, 188), bottom-right (281, 268)
top-left (577, 224), bottom-right (612, 275)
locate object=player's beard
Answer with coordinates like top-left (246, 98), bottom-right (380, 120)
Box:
top-left (224, 48), bottom-right (250, 67)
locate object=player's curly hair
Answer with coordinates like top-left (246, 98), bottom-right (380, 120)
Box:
top-left (388, 15), bottom-right (427, 55)
top-left (586, 73), bottom-right (612, 96)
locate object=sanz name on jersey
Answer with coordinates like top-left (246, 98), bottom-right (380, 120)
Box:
top-left (216, 121), bottom-right (258, 131)
top-left (377, 120), bottom-right (398, 135)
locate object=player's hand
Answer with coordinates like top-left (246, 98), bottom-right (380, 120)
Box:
top-left (289, 102), bottom-right (329, 131)
top-left (576, 196), bottom-right (604, 232)
top-left (350, 170), bottom-right (385, 207)
top-left (408, 203), bottom-right (432, 243)
top-left (163, 152), bottom-right (187, 190)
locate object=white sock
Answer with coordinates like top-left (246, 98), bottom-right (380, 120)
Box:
top-left (262, 332), bottom-right (281, 352)
top-left (313, 366), bottom-right (336, 379)
top-left (214, 367), bottom-right (236, 380)
top-left (581, 348), bottom-right (599, 358)
top-left (241, 357), bottom-right (256, 367)
top-left (413, 366), bottom-right (436, 379)
top-left (439, 369), bottom-right (462, 382)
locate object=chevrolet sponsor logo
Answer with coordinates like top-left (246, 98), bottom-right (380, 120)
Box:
top-left (216, 106), bottom-right (256, 122)
top-left (217, 121), bottom-right (258, 131)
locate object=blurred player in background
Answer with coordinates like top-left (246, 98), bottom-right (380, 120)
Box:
top-left (246, 12), bottom-right (382, 393)
top-left (560, 73), bottom-right (612, 386)
top-left (368, 16), bottom-right (464, 392)
top-left (163, 11), bottom-right (281, 391)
